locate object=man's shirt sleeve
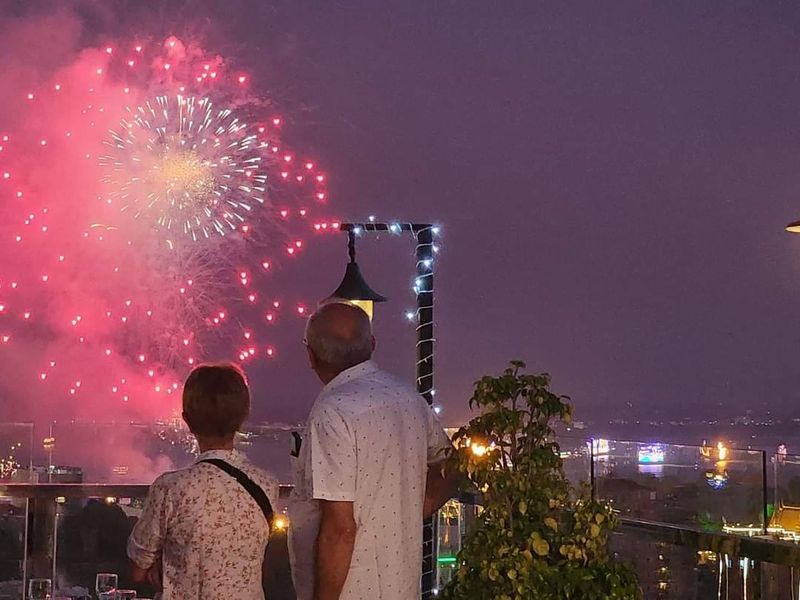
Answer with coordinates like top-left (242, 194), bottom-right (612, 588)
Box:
top-left (423, 398), bottom-right (452, 464)
top-left (307, 402), bottom-right (357, 502)
top-left (127, 476), bottom-right (169, 569)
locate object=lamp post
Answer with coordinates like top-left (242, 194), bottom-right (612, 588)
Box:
top-left (325, 228), bottom-right (387, 320)
top-left (332, 221), bottom-right (439, 598)
top-left (333, 222), bottom-right (437, 406)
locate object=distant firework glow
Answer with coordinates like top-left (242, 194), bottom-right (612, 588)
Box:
top-left (0, 35), bottom-right (339, 421)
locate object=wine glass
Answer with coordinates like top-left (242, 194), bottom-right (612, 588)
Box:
top-left (95, 573), bottom-right (118, 597)
top-left (27, 578), bottom-right (52, 600)
top-left (116, 591), bottom-right (137, 599)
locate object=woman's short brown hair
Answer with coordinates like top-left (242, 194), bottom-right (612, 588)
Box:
top-left (182, 363), bottom-right (250, 438)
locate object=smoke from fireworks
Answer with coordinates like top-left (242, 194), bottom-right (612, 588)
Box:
top-left (0, 28), bottom-right (338, 427)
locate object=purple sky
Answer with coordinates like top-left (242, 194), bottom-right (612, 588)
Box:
top-left (9, 0), bottom-right (800, 425)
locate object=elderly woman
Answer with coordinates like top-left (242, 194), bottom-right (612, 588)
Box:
top-left (127, 363), bottom-right (278, 599)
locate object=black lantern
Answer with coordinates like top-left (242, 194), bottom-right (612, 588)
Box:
top-left (326, 229), bottom-right (387, 319)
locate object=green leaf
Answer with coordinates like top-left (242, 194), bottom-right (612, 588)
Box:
top-left (532, 538), bottom-right (550, 557)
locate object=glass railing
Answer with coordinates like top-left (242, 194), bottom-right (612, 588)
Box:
top-left (432, 437), bottom-right (800, 598)
top-left (0, 423), bottom-right (33, 481)
top-left (7, 425), bottom-right (800, 599)
top-left (0, 420), bottom-right (297, 599)
top-left (41, 422), bottom-right (189, 484)
top-left (31, 421), bottom-right (297, 485)
top-left (610, 520), bottom-right (800, 599)
top-left (0, 483), bottom-right (295, 599)
top-left (433, 497), bottom-right (800, 599)
top-left (0, 424), bottom-right (33, 600)
top-left (557, 435), bottom-right (593, 488)
top-left (590, 439), bottom-right (767, 533)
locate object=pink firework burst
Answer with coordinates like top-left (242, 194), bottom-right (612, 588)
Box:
top-left (0, 36), bottom-right (334, 421)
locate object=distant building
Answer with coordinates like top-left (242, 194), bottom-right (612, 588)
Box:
top-left (32, 465), bottom-right (83, 483)
top-left (770, 502), bottom-right (800, 538)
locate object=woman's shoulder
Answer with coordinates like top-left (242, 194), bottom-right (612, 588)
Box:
top-left (150, 461), bottom-right (209, 489)
top-left (241, 460), bottom-right (280, 491)
top-left (150, 455), bottom-right (280, 502)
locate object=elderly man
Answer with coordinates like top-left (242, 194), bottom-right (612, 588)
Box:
top-left (289, 302), bottom-right (455, 600)
top-left (128, 363), bottom-right (279, 599)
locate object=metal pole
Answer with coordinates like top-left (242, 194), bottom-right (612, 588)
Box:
top-left (414, 225), bottom-right (435, 405)
top-left (415, 225), bottom-right (436, 599)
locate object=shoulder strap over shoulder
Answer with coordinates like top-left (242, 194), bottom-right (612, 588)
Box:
top-left (198, 458), bottom-right (274, 531)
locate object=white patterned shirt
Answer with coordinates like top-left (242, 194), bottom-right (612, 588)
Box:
top-left (127, 449), bottom-right (279, 600)
top-left (288, 361), bottom-right (451, 600)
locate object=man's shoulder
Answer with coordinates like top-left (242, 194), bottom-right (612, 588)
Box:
top-left (313, 369), bottom-right (424, 421)
top-left (361, 369), bottom-right (427, 409)
top-left (326, 367), bottom-right (417, 399)
top-left (368, 367), bottom-right (416, 389)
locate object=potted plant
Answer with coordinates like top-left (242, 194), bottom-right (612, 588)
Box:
top-left (441, 361), bottom-right (641, 599)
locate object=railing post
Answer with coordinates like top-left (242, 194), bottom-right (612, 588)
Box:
top-left (763, 451), bottom-right (769, 535)
top-left (590, 438), bottom-right (596, 501)
top-left (751, 559), bottom-right (763, 600)
top-left (27, 496), bottom-right (56, 583)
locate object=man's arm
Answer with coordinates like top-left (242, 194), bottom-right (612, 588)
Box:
top-left (314, 500), bottom-right (357, 600)
top-left (422, 397), bottom-right (459, 518)
top-left (424, 460), bottom-right (461, 518)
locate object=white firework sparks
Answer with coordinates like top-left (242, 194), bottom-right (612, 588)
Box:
top-left (100, 94), bottom-right (270, 246)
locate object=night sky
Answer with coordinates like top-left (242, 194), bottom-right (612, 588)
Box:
top-left (6, 0), bottom-right (800, 426)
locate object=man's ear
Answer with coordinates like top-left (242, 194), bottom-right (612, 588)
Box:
top-left (306, 345), bottom-right (318, 370)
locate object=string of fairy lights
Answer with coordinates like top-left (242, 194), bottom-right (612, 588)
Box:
top-left (342, 219), bottom-right (441, 410)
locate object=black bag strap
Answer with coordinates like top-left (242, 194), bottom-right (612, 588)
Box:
top-left (199, 459), bottom-right (274, 531)
top-left (290, 431), bottom-right (302, 457)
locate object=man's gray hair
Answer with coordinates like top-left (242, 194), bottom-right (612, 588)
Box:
top-left (305, 301), bottom-right (374, 373)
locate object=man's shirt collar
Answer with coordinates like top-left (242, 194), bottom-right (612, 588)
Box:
top-left (323, 360), bottom-right (378, 393)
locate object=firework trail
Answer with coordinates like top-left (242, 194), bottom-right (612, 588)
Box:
top-left (0, 34), bottom-right (338, 423)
